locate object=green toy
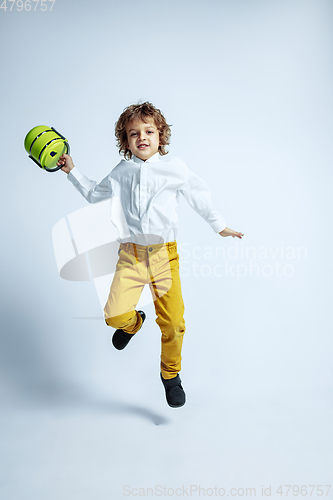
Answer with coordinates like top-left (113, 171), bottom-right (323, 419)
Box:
top-left (24, 125), bottom-right (70, 172)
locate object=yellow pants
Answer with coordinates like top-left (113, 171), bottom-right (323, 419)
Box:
top-left (104, 240), bottom-right (185, 379)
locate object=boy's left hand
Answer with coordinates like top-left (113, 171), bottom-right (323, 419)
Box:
top-left (219, 227), bottom-right (244, 239)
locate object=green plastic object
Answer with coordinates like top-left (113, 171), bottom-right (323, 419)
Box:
top-left (24, 125), bottom-right (70, 172)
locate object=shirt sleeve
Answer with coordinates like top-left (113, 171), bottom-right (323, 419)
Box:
top-left (67, 167), bottom-right (112, 204)
top-left (178, 164), bottom-right (227, 233)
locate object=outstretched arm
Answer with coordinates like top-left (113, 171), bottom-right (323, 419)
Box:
top-left (178, 164), bottom-right (227, 233)
top-left (58, 153), bottom-right (112, 204)
top-left (219, 227), bottom-right (244, 239)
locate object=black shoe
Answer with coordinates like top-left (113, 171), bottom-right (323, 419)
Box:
top-left (160, 372), bottom-right (186, 408)
top-left (112, 310), bottom-right (146, 350)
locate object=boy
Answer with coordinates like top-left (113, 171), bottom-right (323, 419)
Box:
top-left (58, 102), bottom-right (244, 408)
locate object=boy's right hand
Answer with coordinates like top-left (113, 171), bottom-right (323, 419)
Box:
top-left (57, 153), bottom-right (75, 174)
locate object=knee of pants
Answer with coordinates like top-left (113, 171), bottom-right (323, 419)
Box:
top-left (158, 318), bottom-right (186, 340)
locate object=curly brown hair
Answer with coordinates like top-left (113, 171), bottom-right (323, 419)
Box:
top-left (115, 101), bottom-right (171, 160)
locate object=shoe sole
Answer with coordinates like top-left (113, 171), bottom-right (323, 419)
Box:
top-left (167, 401), bottom-right (186, 408)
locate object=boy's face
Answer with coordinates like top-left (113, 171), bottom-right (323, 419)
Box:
top-left (126, 118), bottom-right (160, 161)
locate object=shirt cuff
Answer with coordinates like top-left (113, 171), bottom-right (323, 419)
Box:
top-left (67, 167), bottom-right (85, 184)
top-left (210, 216), bottom-right (227, 233)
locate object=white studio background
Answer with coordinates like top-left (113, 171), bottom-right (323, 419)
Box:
top-left (0, 0), bottom-right (332, 499)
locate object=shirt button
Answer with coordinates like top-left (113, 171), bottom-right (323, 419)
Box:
top-left (149, 247), bottom-right (153, 252)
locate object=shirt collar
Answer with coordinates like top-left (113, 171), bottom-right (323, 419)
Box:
top-left (132, 151), bottom-right (160, 164)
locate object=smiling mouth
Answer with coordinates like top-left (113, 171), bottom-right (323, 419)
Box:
top-left (138, 144), bottom-right (149, 149)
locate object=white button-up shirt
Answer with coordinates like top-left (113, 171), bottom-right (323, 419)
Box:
top-left (67, 152), bottom-right (227, 245)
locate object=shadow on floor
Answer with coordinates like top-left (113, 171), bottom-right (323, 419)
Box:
top-left (3, 382), bottom-right (170, 426)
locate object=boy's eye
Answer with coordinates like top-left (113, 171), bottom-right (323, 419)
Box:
top-left (130, 130), bottom-right (154, 136)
